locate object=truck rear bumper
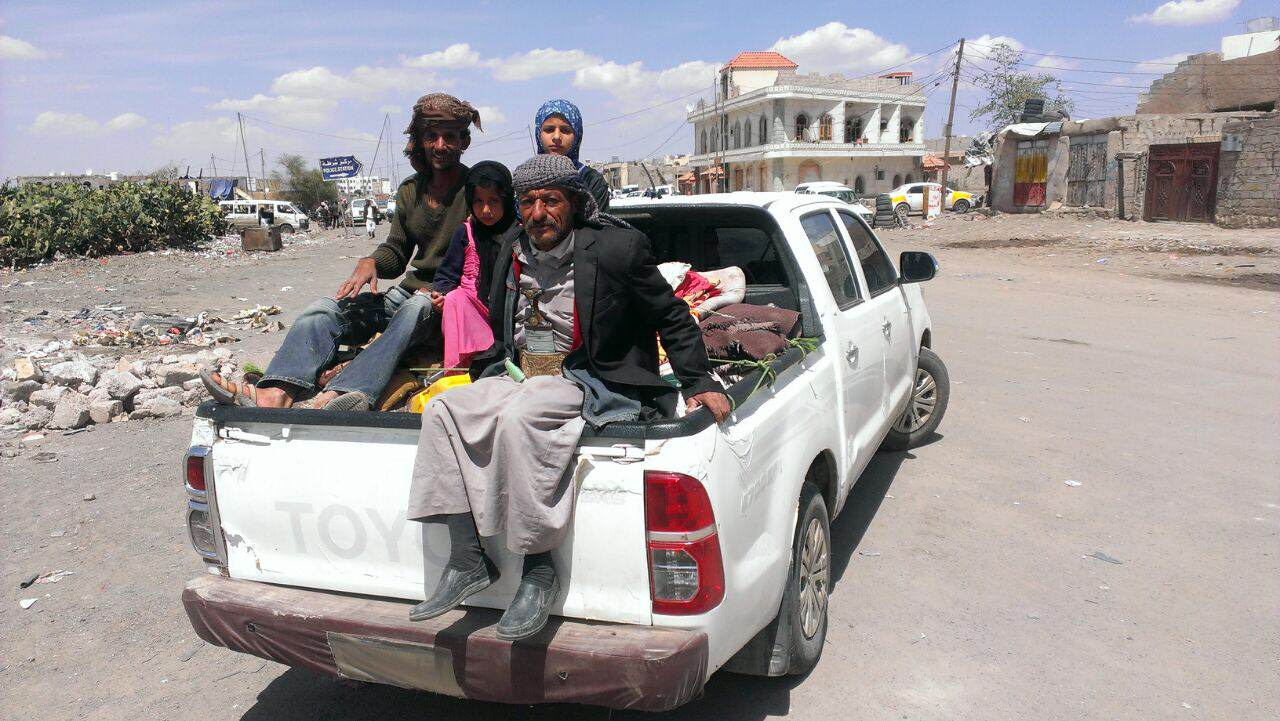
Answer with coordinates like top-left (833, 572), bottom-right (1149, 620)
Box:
top-left (183, 575), bottom-right (708, 711)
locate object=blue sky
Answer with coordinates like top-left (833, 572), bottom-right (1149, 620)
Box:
top-left (0, 0), bottom-right (1273, 180)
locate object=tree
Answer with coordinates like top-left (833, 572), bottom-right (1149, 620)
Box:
top-left (274, 154), bottom-right (336, 211)
top-left (968, 43), bottom-right (1074, 131)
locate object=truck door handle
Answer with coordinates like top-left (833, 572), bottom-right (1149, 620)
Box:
top-left (845, 343), bottom-right (859, 368)
top-left (882, 320), bottom-right (892, 339)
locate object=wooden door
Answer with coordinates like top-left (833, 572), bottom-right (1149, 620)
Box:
top-left (1067, 135), bottom-right (1107, 207)
top-left (1145, 143), bottom-right (1219, 223)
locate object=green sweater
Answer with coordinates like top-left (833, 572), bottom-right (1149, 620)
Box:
top-left (369, 168), bottom-right (469, 291)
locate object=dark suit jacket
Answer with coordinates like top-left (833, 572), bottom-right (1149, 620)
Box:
top-left (471, 222), bottom-right (720, 413)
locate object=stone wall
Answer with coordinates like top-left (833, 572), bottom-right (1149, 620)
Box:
top-left (1137, 50), bottom-right (1279, 114)
top-left (1215, 112), bottom-right (1280, 228)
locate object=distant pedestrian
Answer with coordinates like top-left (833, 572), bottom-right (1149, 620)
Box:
top-left (365, 198), bottom-right (379, 238)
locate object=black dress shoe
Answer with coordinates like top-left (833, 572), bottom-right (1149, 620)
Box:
top-left (409, 557), bottom-right (499, 622)
top-left (496, 573), bottom-right (561, 641)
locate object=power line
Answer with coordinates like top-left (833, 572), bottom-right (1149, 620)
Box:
top-left (963, 40), bottom-right (1280, 68)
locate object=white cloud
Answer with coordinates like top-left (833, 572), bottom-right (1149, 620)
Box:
top-left (1130, 0), bottom-right (1239, 26)
top-left (475, 105), bottom-right (506, 126)
top-left (490, 48), bottom-right (602, 81)
top-left (1133, 53), bottom-right (1190, 73)
top-left (29, 111), bottom-right (147, 135)
top-left (210, 93), bottom-right (335, 126)
top-left (29, 111), bottom-right (99, 135)
top-left (404, 43), bottom-right (482, 69)
top-left (970, 34), bottom-right (1024, 51)
top-left (770, 22), bottom-right (911, 75)
top-left (105, 112), bottom-right (147, 131)
top-left (151, 118), bottom-right (240, 155)
top-left (0, 35), bottom-right (49, 60)
top-left (574, 60), bottom-right (717, 104)
top-left (1033, 55), bottom-right (1077, 70)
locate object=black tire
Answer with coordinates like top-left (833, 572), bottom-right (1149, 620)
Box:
top-left (278, 224), bottom-right (294, 234)
top-left (874, 193), bottom-right (893, 211)
top-left (882, 347), bottom-right (950, 451)
top-left (780, 482), bottom-right (830, 675)
top-left (894, 203), bottom-right (911, 225)
top-left (953, 199), bottom-right (970, 214)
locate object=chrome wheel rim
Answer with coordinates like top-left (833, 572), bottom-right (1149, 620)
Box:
top-left (798, 516), bottom-right (829, 639)
top-left (893, 367), bottom-right (938, 434)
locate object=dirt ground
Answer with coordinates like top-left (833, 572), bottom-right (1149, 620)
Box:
top-left (1, 214), bottom-right (1278, 720)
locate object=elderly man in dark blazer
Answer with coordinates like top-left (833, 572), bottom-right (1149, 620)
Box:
top-left (406, 154), bottom-right (729, 640)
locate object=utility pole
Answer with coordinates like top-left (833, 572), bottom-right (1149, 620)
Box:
top-left (210, 154), bottom-right (217, 177)
top-left (939, 38), bottom-right (965, 200)
top-left (237, 112), bottom-right (253, 190)
top-left (367, 114), bottom-right (388, 198)
top-left (259, 148), bottom-right (266, 195)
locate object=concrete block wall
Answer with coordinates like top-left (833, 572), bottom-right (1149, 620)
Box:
top-left (1215, 112), bottom-right (1280, 228)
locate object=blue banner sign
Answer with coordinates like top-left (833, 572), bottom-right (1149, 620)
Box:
top-left (320, 156), bottom-right (363, 180)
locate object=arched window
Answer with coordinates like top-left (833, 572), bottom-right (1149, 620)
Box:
top-left (732, 121), bottom-right (741, 149)
top-left (892, 173), bottom-right (902, 187)
top-left (794, 114), bottom-right (809, 141)
top-left (844, 117), bottom-right (862, 143)
top-left (819, 114), bottom-right (833, 141)
top-left (700, 130), bottom-right (708, 155)
top-left (759, 115), bottom-right (768, 144)
top-left (905, 173), bottom-right (914, 184)
top-left (711, 131), bottom-right (718, 153)
top-left (743, 120), bottom-right (752, 148)
top-left (900, 118), bottom-right (914, 143)
top-left (854, 176), bottom-right (865, 195)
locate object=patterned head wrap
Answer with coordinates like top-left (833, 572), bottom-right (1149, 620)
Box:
top-left (512, 154), bottom-right (628, 228)
top-left (534, 99), bottom-right (584, 167)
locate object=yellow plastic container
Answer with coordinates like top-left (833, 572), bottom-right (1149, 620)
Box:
top-left (408, 374), bottom-right (472, 413)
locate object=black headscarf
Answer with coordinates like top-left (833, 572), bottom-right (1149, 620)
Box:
top-left (463, 161), bottom-right (515, 302)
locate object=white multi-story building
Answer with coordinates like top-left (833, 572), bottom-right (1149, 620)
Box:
top-left (687, 51), bottom-right (928, 195)
top-left (335, 176), bottom-right (392, 197)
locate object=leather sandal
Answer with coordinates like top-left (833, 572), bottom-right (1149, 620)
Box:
top-left (200, 368), bottom-right (256, 407)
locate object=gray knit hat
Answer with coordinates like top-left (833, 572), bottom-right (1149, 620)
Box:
top-left (512, 154), bottom-right (628, 228)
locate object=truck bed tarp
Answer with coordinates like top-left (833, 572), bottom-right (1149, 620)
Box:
top-left (207, 179), bottom-right (235, 200)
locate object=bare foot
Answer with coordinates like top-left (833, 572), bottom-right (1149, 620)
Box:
top-left (254, 386), bottom-right (294, 408)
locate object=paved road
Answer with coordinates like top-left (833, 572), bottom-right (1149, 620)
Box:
top-left (2, 230), bottom-right (1277, 720)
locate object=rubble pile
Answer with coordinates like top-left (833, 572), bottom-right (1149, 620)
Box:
top-left (0, 346), bottom-right (245, 434)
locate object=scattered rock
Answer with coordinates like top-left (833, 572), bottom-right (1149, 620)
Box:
top-left (89, 400), bottom-right (123, 424)
top-left (156, 363), bottom-right (201, 387)
top-left (47, 360), bottom-right (99, 388)
top-left (182, 378), bottom-right (204, 392)
top-left (30, 386), bottom-right (70, 409)
top-left (182, 388), bottom-right (205, 405)
top-left (134, 386), bottom-right (184, 405)
top-left (14, 358), bottom-right (44, 383)
top-left (19, 407), bottom-right (52, 430)
top-left (106, 371), bottom-right (145, 402)
top-left (1, 380), bottom-right (41, 405)
top-left (86, 386), bottom-right (112, 403)
top-left (49, 392), bottom-right (92, 430)
top-left (130, 397), bottom-right (182, 420)
top-left (32, 451), bottom-right (58, 463)
top-left (19, 598), bottom-right (37, 610)
top-left (0, 407), bottom-right (23, 426)
top-left (83, 492), bottom-right (97, 501)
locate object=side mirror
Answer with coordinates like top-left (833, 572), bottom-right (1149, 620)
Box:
top-left (899, 251), bottom-right (938, 283)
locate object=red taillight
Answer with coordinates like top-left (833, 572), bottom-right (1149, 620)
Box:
top-left (644, 471), bottom-right (724, 615)
top-left (185, 453), bottom-right (206, 492)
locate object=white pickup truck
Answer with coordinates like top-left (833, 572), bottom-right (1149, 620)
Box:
top-left (180, 193), bottom-right (950, 711)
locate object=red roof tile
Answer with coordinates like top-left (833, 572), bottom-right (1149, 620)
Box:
top-left (723, 51), bottom-right (798, 70)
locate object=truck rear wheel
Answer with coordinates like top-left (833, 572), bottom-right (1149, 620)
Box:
top-left (782, 482), bottom-right (830, 674)
top-left (882, 347), bottom-right (949, 450)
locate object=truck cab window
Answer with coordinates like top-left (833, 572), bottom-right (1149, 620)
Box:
top-left (837, 210), bottom-right (898, 296)
top-left (800, 211), bottom-right (860, 308)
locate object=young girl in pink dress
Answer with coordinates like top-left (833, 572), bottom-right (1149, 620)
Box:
top-left (426, 161), bottom-right (514, 371)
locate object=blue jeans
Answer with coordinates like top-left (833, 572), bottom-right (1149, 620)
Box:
top-left (258, 285), bottom-right (436, 401)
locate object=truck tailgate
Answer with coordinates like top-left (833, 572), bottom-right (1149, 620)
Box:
top-left (209, 419), bottom-right (652, 625)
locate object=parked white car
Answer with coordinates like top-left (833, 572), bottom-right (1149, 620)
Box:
top-left (217, 200), bottom-right (310, 233)
top-left (181, 192), bottom-right (949, 711)
top-left (888, 182), bottom-right (980, 216)
top-left (795, 181), bottom-right (872, 220)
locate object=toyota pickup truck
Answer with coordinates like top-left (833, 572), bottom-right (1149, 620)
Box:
top-left (180, 193), bottom-right (950, 712)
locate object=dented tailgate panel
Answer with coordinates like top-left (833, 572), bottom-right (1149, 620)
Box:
top-left (211, 421), bottom-right (652, 625)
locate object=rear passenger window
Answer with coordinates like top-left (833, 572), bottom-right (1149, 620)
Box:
top-left (837, 211), bottom-right (897, 296)
top-left (714, 227), bottom-right (788, 286)
top-left (800, 211), bottom-right (860, 308)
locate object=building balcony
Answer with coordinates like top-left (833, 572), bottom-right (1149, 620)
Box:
top-left (686, 140), bottom-right (928, 165)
